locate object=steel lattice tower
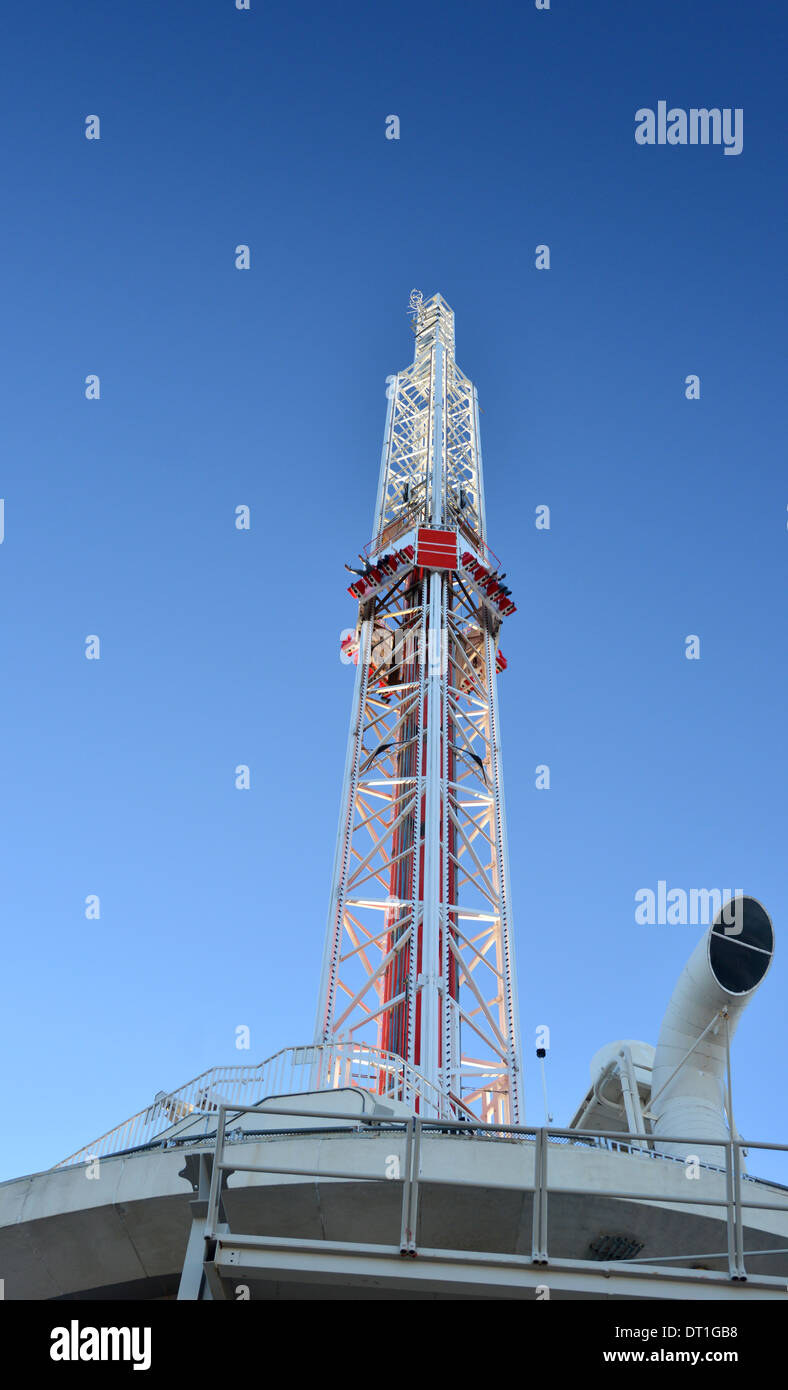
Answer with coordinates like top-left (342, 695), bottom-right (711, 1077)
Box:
top-left (315, 293), bottom-right (523, 1124)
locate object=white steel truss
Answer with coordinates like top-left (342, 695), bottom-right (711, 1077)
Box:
top-left (316, 295), bottom-right (522, 1124)
top-left (372, 296), bottom-right (486, 553)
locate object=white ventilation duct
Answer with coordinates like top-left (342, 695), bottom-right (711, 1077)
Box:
top-left (650, 896), bottom-right (774, 1167)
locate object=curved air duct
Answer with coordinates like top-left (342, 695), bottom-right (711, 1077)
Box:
top-left (650, 897), bottom-right (774, 1165)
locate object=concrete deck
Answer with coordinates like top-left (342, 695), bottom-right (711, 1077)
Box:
top-left (2, 1131), bottom-right (787, 1299)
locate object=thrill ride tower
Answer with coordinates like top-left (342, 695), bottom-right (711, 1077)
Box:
top-left (7, 296), bottom-right (783, 1305)
top-left (315, 293), bottom-right (523, 1124)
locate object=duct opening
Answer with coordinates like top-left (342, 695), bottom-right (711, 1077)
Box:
top-left (708, 896), bottom-right (774, 995)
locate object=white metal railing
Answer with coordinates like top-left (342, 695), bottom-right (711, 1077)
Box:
top-left (53, 1043), bottom-right (464, 1168)
top-left (192, 1105), bottom-right (788, 1292)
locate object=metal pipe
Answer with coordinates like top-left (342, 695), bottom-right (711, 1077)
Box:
top-left (650, 897), bottom-right (774, 1165)
top-left (618, 1046), bottom-right (647, 1139)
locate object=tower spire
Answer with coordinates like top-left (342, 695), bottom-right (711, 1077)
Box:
top-left (316, 294), bottom-right (522, 1124)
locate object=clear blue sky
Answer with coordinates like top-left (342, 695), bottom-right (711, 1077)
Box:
top-left (1, 0), bottom-right (786, 1182)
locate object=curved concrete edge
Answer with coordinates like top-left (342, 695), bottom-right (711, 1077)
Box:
top-left (2, 1134), bottom-right (787, 1299)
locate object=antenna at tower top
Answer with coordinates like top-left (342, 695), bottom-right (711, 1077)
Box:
top-left (408, 288), bottom-right (424, 332)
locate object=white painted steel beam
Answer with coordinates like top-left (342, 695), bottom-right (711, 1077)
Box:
top-left (209, 1234), bottom-right (788, 1301)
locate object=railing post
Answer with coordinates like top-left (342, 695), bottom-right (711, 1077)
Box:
top-left (405, 1118), bottom-right (422, 1257)
top-left (531, 1127), bottom-right (549, 1264)
top-left (733, 1138), bottom-right (747, 1280)
top-left (724, 1138), bottom-right (738, 1279)
top-left (205, 1105), bottom-right (227, 1239)
top-left (399, 1117), bottom-right (414, 1253)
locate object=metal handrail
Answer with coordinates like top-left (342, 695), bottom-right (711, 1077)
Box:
top-left (197, 1103), bottom-right (788, 1286)
top-left (52, 1042), bottom-right (463, 1169)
